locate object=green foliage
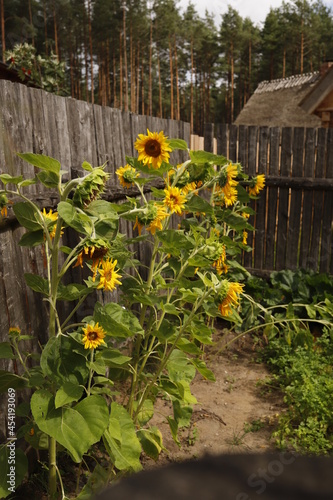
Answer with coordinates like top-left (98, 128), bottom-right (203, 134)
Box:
top-left (0, 133), bottom-right (266, 497)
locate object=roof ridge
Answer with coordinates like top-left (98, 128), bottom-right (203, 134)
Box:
top-left (255, 72), bottom-right (320, 94)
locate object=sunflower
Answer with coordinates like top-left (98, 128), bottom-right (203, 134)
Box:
top-left (242, 230), bottom-right (248, 245)
top-left (82, 322), bottom-right (106, 350)
top-left (147, 206), bottom-right (169, 235)
top-left (116, 164), bottom-right (139, 188)
top-left (74, 241), bottom-right (109, 280)
top-left (0, 194), bottom-right (9, 217)
top-left (249, 174), bottom-right (265, 196)
top-left (42, 208), bottom-right (61, 240)
top-left (213, 247), bottom-right (229, 275)
top-left (218, 282), bottom-right (244, 317)
top-left (133, 217), bottom-right (144, 236)
top-left (163, 186), bottom-right (186, 215)
top-left (134, 129), bottom-right (172, 169)
top-left (8, 326), bottom-right (21, 336)
top-left (96, 258), bottom-right (122, 292)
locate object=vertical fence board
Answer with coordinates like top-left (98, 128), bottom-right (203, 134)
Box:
top-left (229, 125), bottom-right (238, 162)
top-left (322, 129), bottom-right (333, 274)
top-left (238, 126), bottom-right (247, 167)
top-left (215, 123), bottom-right (228, 157)
top-left (265, 127), bottom-right (280, 270)
top-left (309, 128), bottom-right (326, 271)
top-left (285, 127), bottom-right (305, 269)
top-left (254, 127), bottom-right (269, 269)
top-left (276, 128), bottom-right (292, 270)
top-left (244, 126), bottom-right (258, 268)
top-left (299, 128), bottom-right (316, 269)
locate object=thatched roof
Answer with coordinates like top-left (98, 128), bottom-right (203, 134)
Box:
top-left (235, 72), bottom-right (322, 127)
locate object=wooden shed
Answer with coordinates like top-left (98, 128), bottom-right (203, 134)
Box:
top-left (235, 72), bottom-right (322, 128)
top-left (299, 62), bottom-right (333, 128)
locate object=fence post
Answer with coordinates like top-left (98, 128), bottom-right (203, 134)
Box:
top-left (204, 123), bottom-right (214, 153)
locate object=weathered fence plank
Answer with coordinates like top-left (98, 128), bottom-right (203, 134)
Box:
top-left (285, 127), bottom-right (304, 269)
top-left (253, 127), bottom-right (269, 270)
top-left (276, 127), bottom-right (292, 270)
top-left (265, 127), bottom-right (280, 270)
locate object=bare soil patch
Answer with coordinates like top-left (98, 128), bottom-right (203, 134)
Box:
top-left (143, 329), bottom-right (285, 468)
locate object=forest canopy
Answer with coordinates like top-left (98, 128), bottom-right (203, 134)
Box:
top-left (0, 0), bottom-right (332, 133)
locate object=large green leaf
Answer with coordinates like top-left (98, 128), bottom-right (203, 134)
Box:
top-left (103, 402), bottom-right (142, 472)
top-left (57, 283), bottom-right (94, 301)
top-left (13, 202), bottom-right (41, 231)
top-left (185, 195), bottom-right (213, 215)
top-left (55, 381), bottom-right (84, 408)
top-left (0, 342), bottom-right (15, 359)
top-left (189, 150), bottom-right (228, 165)
top-left (31, 390), bottom-right (109, 463)
top-left (137, 427), bottom-right (164, 460)
top-left (93, 302), bottom-right (143, 339)
top-left (24, 273), bottom-right (49, 295)
top-left (0, 371), bottom-right (27, 393)
top-left (95, 348), bottom-right (131, 368)
top-left (0, 174), bottom-right (23, 186)
top-left (19, 229), bottom-right (45, 247)
top-left (166, 349), bottom-right (196, 383)
top-left (0, 446), bottom-right (28, 498)
top-left (40, 336), bottom-right (89, 385)
top-left (17, 153), bottom-right (61, 174)
top-left (36, 170), bottom-right (60, 188)
top-left (57, 201), bottom-right (93, 235)
top-left (168, 138), bottom-right (189, 151)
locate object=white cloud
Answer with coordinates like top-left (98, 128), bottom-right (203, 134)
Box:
top-left (178, 0), bottom-right (332, 26)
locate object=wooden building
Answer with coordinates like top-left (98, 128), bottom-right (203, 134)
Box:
top-left (235, 63), bottom-right (333, 128)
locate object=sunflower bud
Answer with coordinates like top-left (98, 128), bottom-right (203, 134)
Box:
top-left (73, 167), bottom-right (110, 209)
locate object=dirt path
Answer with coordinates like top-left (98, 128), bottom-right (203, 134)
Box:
top-left (144, 332), bottom-right (285, 467)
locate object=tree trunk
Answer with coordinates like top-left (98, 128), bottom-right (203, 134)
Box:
top-left (174, 36), bottom-right (180, 121)
top-left (123, 2), bottom-right (128, 111)
top-left (0, 0), bottom-right (5, 62)
top-left (136, 43), bottom-right (140, 114)
top-left (53, 1), bottom-right (59, 58)
top-left (282, 46), bottom-right (286, 78)
top-left (248, 38), bottom-right (252, 99)
top-left (148, 18), bottom-right (152, 116)
top-left (87, 0), bottom-right (94, 104)
top-left (83, 6), bottom-right (89, 102)
top-left (141, 62), bottom-right (145, 115)
top-left (28, 0), bottom-right (34, 47)
top-left (169, 37), bottom-right (174, 120)
top-left (300, 18), bottom-right (304, 75)
top-left (158, 54), bottom-right (162, 118)
top-left (230, 43), bottom-right (234, 123)
top-left (190, 39), bottom-right (194, 133)
top-left (43, 0), bottom-right (48, 55)
top-left (106, 40), bottom-right (111, 105)
top-left (113, 50), bottom-right (117, 108)
top-left (119, 31), bottom-right (123, 109)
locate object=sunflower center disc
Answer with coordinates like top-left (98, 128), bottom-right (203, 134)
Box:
top-left (145, 139), bottom-right (162, 158)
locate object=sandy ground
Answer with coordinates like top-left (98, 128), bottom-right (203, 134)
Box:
top-left (143, 331), bottom-right (285, 467)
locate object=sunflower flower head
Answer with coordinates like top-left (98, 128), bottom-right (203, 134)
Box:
top-left (249, 174), bottom-right (265, 196)
top-left (82, 322), bottom-right (106, 350)
top-left (8, 326), bottom-right (21, 337)
top-left (0, 194), bottom-right (9, 217)
top-left (116, 164), bottom-right (139, 188)
top-left (163, 186), bottom-right (186, 215)
top-left (135, 129), bottom-right (172, 170)
top-left (147, 205), bottom-right (170, 235)
top-left (96, 258), bottom-right (122, 292)
top-left (218, 281), bottom-right (244, 317)
top-left (73, 166), bottom-right (110, 208)
top-left (242, 230), bottom-right (248, 246)
top-left (213, 246), bottom-right (229, 275)
top-left (74, 239), bottom-right (109, 280)
top-left (42, 208), bottom-right (62, 240)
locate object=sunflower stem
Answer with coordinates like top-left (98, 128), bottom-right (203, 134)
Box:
top-left (87, 349), bottom-right (94, 397)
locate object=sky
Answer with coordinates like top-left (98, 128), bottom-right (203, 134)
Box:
top-left (178, 0), bottom-right (333, 27)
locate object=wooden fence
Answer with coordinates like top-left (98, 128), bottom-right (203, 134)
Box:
top-left (0, 80), bottom-right (190, 350)
top-left (204, 123), bottom-right (333, 276)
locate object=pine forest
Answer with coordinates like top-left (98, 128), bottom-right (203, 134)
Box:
top-left (1, 0), bottom-right (333, 134)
